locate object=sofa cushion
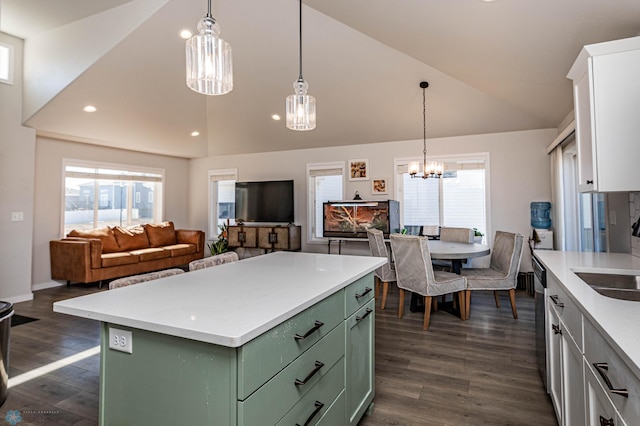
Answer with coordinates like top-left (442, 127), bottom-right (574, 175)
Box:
top-left (145, 222), bottom-right (177, 247)
top-left (113, 225), bottom-right (150, 251)
top-left (163, 244), bottom-right (196, 257)
top-left (68, 227), bottom-right (120, 253)
top-left (101, 252), bottom-right (139, 267)
top-left (129, 247), bottom-right (171, 262)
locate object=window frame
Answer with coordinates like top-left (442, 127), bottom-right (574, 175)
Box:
top-left (0, 42), bottom-right (14, 85)
top-left (306, 161), bottom-right (345, 244)
top-left (61, 158), bottom-right (165, 237)
top-left (393, 153), bottom-right (491, 240)
top-left (208, 168), bottom-right (238, 239)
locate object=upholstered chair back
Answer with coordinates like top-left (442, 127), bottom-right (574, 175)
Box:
top-left (389, 234), bottom-right (436, 295)
top-left (489, 231), bottom-right (524, 283)
top-left (366, 228), bottom-right (395, 282)
top-left (439, 227), bottom-right (474, 243)
top-left (189, 251), bottom-right (239, 271)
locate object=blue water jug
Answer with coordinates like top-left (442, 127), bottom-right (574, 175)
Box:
top-left (531, 202), bottom-right (551, 229)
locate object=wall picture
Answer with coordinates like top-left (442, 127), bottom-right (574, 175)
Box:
top-left (349, 159), bottom-right (369, 181)
top-left (372, 178), bottom-right (388, 195)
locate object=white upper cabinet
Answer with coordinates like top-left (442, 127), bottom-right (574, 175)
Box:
top-left (567, 36), bottom-right (640, 192)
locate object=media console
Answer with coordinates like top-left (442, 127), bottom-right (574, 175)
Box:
top-left (228, 224), bottom-right (301, 252)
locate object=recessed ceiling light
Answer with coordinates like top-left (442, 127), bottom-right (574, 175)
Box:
top-left (272, 114), bottom-right (281, 121)
top-left (83, 105), bottom-right (97, 112)
top-left (191, 131), bottom-right (200, 137)
top-left (179, 29), bottom-right (193, 39)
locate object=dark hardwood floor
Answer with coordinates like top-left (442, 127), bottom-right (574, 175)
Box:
top-left (2, 283), bottom-right (556, 425)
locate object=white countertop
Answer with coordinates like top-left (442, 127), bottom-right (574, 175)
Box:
top-left (53, 252), bottom-right (386, 347)
top-left (533, 250), bottom-right (640, 377)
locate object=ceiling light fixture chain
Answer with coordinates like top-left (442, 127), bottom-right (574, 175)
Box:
top-left (286, 0), bottom-right (317, 131)
top-left (409, 81), bottom-right (443, 179)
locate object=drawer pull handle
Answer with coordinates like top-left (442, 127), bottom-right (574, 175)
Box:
top-left (294, 361), bottom-right (325, 386)
top-left (356, 308), bottom-right (373, 322)
top-left (355, 287), bottom-right (373, 299)
top-left (552, 324), bottom-right (561, 335)
top-left (549, 295), bottom-right (564, 308)
top-left (599, 416), bottom-right (615, 426)
top-left (295, 400), bottom-right (324, 426)
top-left (593, 363), bottom-right (629, 398)
top-left (587, 180), bottom-right (594, 185)
top-left (294, 321), bottom-right (324, 341)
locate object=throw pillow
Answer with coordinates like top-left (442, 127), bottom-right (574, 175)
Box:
top-left (68, 227), bottom-right (120, 253)
top-left (145, 221), bottom-right (177, 247)
top-left (113, 225), bottom-right (150, 251)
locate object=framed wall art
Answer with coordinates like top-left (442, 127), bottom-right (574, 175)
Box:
top-left (371, 177), bottom-right (388, 195)
top-left (348, 159), bottom-right (369, 181)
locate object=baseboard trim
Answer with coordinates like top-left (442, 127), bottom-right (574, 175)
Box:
top-left (32, 280), bottom-right (65, 292)
top-left (4, 292), bottom-right (34, 304)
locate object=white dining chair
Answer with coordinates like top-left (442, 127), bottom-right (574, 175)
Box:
top-left (389, 234), bottom-right (467, 330)
top-left (366, 228), bottom-right (396, 309)
top-left (461, 231), bottom-right (524, 320)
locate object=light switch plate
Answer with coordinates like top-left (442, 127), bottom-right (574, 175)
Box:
top-left (108, 328), bottom-right (133, 353)
top-left (10, 212), bottom-right (23, 222)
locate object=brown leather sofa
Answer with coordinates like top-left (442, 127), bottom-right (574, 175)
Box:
top-left (50, 221), bottom-right (204, 285)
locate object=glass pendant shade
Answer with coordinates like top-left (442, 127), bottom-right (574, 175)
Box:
top-left (185, 16), bottom-right (233, 95)
top-left (286, 79), bottom-right (316, 131)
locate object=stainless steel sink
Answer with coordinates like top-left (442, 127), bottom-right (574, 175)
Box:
top-left (575, 272), bottom-right (640, 301)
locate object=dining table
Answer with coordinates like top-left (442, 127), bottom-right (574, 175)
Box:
top-left (409, 239), bottom-right (491, 312)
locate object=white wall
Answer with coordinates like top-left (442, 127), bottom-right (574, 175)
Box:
top-left (0, 33), bottom-right (36, 303)
top-left (32, 137), bottom-right (191, 288)
top-left (190, 128), bottom-right (556, 272)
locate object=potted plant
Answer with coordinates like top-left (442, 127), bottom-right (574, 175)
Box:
top-left (473, 228), bottom-right (484, 244)
top-left (207, 223), bottom-right (229, 255)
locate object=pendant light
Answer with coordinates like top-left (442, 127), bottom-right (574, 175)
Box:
top-left (185, 0), bottom-right (233, 95)
top-left (286, 0), bottom-right (316, 131)
top-left (409, 81), bottom-right (443, 179)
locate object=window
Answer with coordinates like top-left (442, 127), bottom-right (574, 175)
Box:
top-left (209, 168), bottom-right (237, 238)
top-left (395, 154), bottom-right (489, 238)
top-left (0, 43), bottom-right (13, 85)
top-left (62, 160), bottom-right (164, 236)
top-left (307, 162), bottom-right (344, 242)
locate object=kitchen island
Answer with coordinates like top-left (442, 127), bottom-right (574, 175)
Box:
top-left (533, 250), bottom-right (640, 426)
top-left (53, 251), bottom-right (386, 426)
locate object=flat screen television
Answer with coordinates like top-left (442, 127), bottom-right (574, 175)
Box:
top-left (235, 180), bottom-right (294, 224)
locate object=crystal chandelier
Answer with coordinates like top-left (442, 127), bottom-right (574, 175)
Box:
top-left (409, 81), bottom-right (443, 178)
top-left (185, 0), bottom-right (233, 95)
top-left (286, 0), bottom-right (316, 131)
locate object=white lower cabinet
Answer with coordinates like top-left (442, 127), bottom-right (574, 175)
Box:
top-left (585, 362), bottom-right (627, 426)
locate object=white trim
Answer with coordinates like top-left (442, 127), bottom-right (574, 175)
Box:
top-left (546, 120), bottom-right (576, 154)
top-left (0, 43), bottom-right (14, 85)
top-left (208, 168), bottom-right (238, 238)
top-left (2, 292), bottom-right (34, 304)
top-left (306, 161), bottom-right (345, 244)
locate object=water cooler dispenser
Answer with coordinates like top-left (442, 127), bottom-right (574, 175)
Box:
top-left (531, 202), bottom-right (553, 250)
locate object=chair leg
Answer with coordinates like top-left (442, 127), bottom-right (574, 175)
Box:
top-left (398, 289), bottom-right (405, 319)
top-left (423, 296), bottom-right (433, 330)
top-left (465, 290), bottom-right (471, 320)
top-left (493, 291), bottom-right (500, 308)
top-left (509, 288), bottom-right (518, 319)
top-left (432, 296), bottom-right (438, 312)
top-left (457, 291), bottom-right (466, 321)
top-left (381, 281), bottom-right (389, 310)
top-left (374, 277), bottom-right (380, 300)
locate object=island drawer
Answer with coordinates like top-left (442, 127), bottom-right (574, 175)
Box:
top-left (275, 358), bottom-right (345, 426)
top-left (547, 274), bottom-right (583, 350)
top-left (344, 273), bottom-right (374, 317)
top-left (238, 324), bottom-right (345, 425)
top-left (584, 319), bottom-right (640, 425)
top-left (237, 289), bottom-right (345, 399)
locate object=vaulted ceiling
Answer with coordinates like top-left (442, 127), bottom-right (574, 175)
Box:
top-left (2, 0), bottom-right (640, 158)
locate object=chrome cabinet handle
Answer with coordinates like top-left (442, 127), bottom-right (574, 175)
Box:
top-left (552, 324), bottom-right (562, 335)
top-left (593, 363), bottom-right (629, 398)
top-left (356, 308), bottom-right (373, 322)
top-left (355, 287), bottom-right (373, 299)
top-left (294, 320), bottom-right (324, 341)
top-left (294, 361), bottom-right (324, 386)
top-left (549, 294), bottom-right (564, 308)
top-left (295, 401), bottom-right (324, 426)
top-left (599, 416), bottom-right (615, 426)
